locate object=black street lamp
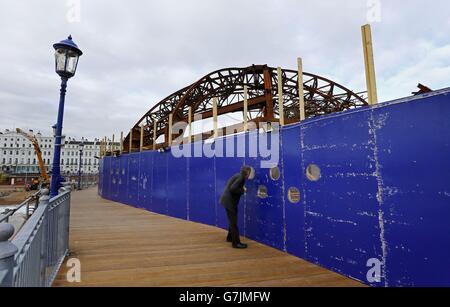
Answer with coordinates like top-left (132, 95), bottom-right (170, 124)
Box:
top-left (50, 35), bottom-right (83, 197)
top-left (78, 140), bottom-right (84, 190)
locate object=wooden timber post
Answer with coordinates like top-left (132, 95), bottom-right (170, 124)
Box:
top-left (297, 58), bottom-right (306, 121)
top-left (188, 107), bottom-right (193, 144)
top-left (213, 98), bottom-right (218, 138)
top-left (140, 125), bottom-right (144, 152)
top-left (153, 121), bottom-right (157, 151)
top-left (277, 67), bottom-right (285, 126)
top-left (120, 132), bottom-right (123, 154)
top-left (362, 24), bottom-right (378, 105)
top-left (112, 134), bottom-right (115, 153)
top-left (168, 114), bottom-right (173, 145)
top-left (129, 129), bottom-right (133, 153)
top-left (243, 85), bottom-right (249, 132)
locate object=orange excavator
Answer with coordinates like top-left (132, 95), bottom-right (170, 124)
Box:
top-left (16, 128), bottom-right (50, 191)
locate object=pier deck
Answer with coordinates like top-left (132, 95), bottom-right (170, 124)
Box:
top-left (53, 188), bottom-right (363, 287)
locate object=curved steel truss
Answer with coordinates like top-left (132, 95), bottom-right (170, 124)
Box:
top-left (125, 64), bottom-right (367, 151)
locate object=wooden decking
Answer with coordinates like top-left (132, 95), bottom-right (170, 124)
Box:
top-left (53, 188), bottom-right (364, 287)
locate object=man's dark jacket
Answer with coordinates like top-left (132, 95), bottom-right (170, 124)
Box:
top-left (220, 173), bottom-right (246, 212)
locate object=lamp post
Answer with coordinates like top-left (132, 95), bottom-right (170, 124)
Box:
top-left (78, 140), bottom-right (84, 190)
top-left (50, 35), bottom-right (83, 198)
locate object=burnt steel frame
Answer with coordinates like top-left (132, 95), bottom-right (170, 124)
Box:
top-left (124, 65), bottom-right (368, 151)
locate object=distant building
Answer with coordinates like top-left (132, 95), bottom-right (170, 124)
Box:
top-left (0, 129), bottom-right (103, 178)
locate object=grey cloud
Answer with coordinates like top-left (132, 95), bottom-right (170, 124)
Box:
top-left (0, 0), bottom-right (449, 140)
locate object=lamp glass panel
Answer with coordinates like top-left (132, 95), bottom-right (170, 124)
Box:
top-left (55, 48), bottom-right (67, 72)
top-left (66, 50), bottom-right (79, 75)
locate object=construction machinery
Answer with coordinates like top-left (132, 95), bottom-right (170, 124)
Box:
top-left (16, 128), bottom-right (50, 191)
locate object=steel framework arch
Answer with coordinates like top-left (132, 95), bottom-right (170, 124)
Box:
top-left (125, 64), bottom-right (367, 151)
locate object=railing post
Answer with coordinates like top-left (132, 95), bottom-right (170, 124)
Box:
top-left (63, 182), bottom-right (72, 192)
top-left (0, 223), bottom-right (18, 287)
top-left (26, 201), bottom-right (30, 219)
top-left (37, 190), bottom-right (50, 287)
top-left (39, 190), bottom-right (50, 203)
top-left (39, 190), bottom-right (51, 274)
top-left (58, 184), bottom-right (67, 195)
top-left (35, 194), bottom-right (39, 211)
top-left (41, 190), bottom-right (50, 286)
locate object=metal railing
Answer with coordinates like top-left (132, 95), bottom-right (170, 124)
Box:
top-left (64, 174), bottom-right (99, 191)
top-left (0, 191), bottom-right (40, 224)
top-left (0, 186), bottom-right (71, 287)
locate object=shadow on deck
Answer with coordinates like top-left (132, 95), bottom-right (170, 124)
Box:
top-left (53, 188), bottom-right (364, 287)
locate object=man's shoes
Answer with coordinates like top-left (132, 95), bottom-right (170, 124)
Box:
top-left (232, 243), bottom-right (248, 249)
top-left (227, 237), bottom-right (232, 243)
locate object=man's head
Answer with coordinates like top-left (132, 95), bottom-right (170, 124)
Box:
top-left (240, 166), bottom-right (252, 179)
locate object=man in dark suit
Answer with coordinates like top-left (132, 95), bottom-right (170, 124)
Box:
top-left (220, 166), bottom-right (252, 249)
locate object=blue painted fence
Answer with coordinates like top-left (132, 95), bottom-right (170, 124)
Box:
top-left (99, 88), bottom-right (450, 287)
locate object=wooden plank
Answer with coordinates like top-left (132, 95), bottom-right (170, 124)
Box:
top-left (277, 67), bottom-right (285, 126)
top-left (362, 24), bottom-right (378, 105)
top-left (140, 125), bottom-right (144, 152)
top-left (112, 134), bottom-right (115, 153)
top-left (188, 106), bottom-right (192, 144)
top-left (120, 132), bottom-right (123, 154)
top-left (53, 189), bottom-right (364, 287)
top-left (243, 85), bottom-right (248, 132)
top-left (213, 98), bottom-right (218, 138)
top-left (168, 114), bottom-right (173, 145)
top-left (297, 57), bottom-right (306, 121)
top-left (153, 121), bottom-right (157, 151)
top-left (129, 129), bottom-right (133, 153)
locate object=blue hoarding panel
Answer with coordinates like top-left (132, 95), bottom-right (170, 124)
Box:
top-left (102, 156), bottom-right (111, 199)
top-left (282, 125), bottom-right (305, 259)
top-left (137, 151), bottom-right (153, 210)
top-left (152, 152), bottom-right (168, 215)
top-left (302, 110), bottom-right (382, 285)
top-left (117, 155), bottom-right (129, 204)
top-left (188, 141), bottom-right (216, 226)
top-left (244, 130), bottom-right (285, 251)
top-left (127, 153), bottom-right (140, 206)
top-left (106, 156), bottom-right (113, 200)
top-left (167, 149), bottom-right (188, 220)
top-left (98, 158), bottom-right (104, 197)
top-left (97, 89), bottom-right (450, 287)
top-left (374, 93), bottom-right (450, 286)
top-left (111, 156), bottom-right (120, 201)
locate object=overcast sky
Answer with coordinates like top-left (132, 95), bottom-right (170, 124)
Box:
top-left (0, 0), bottom-right (449, 140)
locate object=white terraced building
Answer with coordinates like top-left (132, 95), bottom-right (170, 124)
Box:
top-left (0, 129), bottom-right (101, 176)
